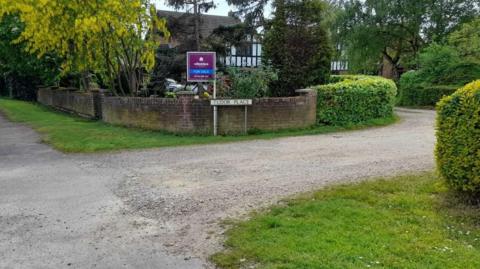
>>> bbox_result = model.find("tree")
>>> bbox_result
[333,0,479,79]
[0,0,169,95]
[448,18,480,63]
[227,0,271,27]
[0,15,60,100]
[263,0,332,96]
[166,0,215,50]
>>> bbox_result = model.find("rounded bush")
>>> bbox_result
[436,80,480,193]
[315,75,397,125]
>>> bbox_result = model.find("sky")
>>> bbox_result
[154,0,236,16]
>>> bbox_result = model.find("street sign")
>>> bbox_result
[187,52,216,82]
[210,99,253,106]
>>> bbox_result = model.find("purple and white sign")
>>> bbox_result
[187,52,216,82]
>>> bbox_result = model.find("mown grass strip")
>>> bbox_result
[212,173,480,269]
[0,98,397,153]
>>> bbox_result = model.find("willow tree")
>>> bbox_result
[333,0,479,79]
[0,0,170,95]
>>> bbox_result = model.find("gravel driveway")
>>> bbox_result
[0,108,436,268]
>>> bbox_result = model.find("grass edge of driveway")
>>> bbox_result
[0,98,398,153]
[211,172,480,269]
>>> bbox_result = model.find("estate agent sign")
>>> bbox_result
[187,52,216,82]
[187,51,252,136]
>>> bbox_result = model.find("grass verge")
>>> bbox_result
[212,173,480,269]
[0,98,397,153]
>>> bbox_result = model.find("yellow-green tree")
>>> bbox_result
[0,0,170,95]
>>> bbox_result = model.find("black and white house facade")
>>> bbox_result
[158,10,348,72]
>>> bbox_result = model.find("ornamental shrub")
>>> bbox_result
[315,75,397,125]
[223,67,278,98]
[436,80,480,193]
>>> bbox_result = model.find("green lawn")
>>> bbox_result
[212,173,480,269]
[0,98,397,153]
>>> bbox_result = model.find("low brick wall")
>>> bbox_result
[37,88,100,118]
[101,94,212,134]
[38,87,317,134]
[102,90,317,134]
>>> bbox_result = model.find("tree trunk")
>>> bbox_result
[381,53,400,80]
[193,0,200,51]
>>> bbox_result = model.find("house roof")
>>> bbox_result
[157,10,241,40]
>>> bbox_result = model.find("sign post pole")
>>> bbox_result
[244,106,248,134]
[213,78,218,136]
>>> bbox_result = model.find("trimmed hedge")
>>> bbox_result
[398,84,459,107]
[315,75,397,125]
[436,80,480,193]
[398,61,480,107]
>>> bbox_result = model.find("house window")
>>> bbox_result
[236,42,253,57]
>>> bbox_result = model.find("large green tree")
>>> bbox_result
[448,17,480,63]
[263,0,332,96]
[0,15,59,100]
[0,0,169,95]
[333,0,479,79]
[166,0,216,50]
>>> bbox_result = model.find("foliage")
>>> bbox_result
[397,43,480,106]
[166,0,215,50]
[398,83,458,107]
[0,98,396,153]
[0,0,169,95]
[315,75,397,125]
[165,92,177,99]
[335,0,479,78]
[207,23,254,68]
[223,67,278,98]
[416,44,461,84]
[448,18,480,63]
[151,46,183,90]
[436,80,480,193]
[0,15,60,100]
[263,0,332,97]
[227,0,270,26]
[212,172,480,269]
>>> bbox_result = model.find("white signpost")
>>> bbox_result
[210,99,253,135]
[210,99,253,106]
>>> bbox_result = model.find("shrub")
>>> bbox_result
[397,42,480,107]
[223,67,278,98]
[436,80,480,193]
[398,83,458,107]
[315,75,397,125]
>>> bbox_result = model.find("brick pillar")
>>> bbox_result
[295,88,317,126]
[176,91,195,132]
[91,89,105,120]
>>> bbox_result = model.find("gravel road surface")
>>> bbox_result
[0,108,436,268]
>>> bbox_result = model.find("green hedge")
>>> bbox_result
[436,80,480,193]
[398,84,459,107]
[398,61,480,107]
[315,75,397,125]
